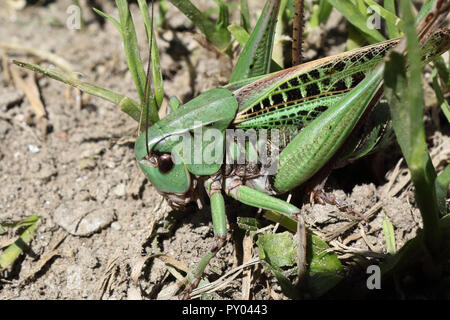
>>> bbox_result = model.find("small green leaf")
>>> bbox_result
[228,22,250,46]
[261,261,301,299]
[92,8,122,36]
[257,231,343,297]
[240,0,251,32]
[257,232,297,268]
[384,0,442,257]
[307,234,344,297]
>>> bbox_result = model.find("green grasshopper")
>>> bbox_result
[134,0,450,298]
[13,0,450,300]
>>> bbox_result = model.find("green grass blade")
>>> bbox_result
[240,0,252,32]
[0,216,40,271]
[157,0,169,28]
[94,6,144,100]
[216,0,231,44]
[383,0,401,38]
[434,55,450,86]
[13,60,141,122]
[380,215,450,281]
[327,0,386,44]
[228,22,282,73]
[437,164,450,193]
[432,66,450,123]
[364,0,403,34]
[137,0,164,110]
[115,0,146,101]
[272,0,287,69]
[168,0,231,51]
[93,7,122,35]
[382,214,397,254]
[95,1,159,124]
[230,0,281,82]
[436,164,450,216]
[384,0,442,257]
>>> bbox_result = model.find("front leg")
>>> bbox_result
[225,181,307,285]
[179,181,228,300]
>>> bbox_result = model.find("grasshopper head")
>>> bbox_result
[135,130,198,210]
[134,88,238,210]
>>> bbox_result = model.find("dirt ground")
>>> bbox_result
[0,0,449,300]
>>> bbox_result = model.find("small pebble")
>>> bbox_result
[111,222,122,231]
[28,144,40,153]
[113,184,126,197]
[77,158,96,170]
[54,201,115,236]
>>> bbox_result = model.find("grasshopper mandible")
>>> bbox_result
[134,0,450,298]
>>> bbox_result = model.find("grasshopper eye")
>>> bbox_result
[158,154,174,173]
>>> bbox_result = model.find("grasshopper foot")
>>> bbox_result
[310,187,368,223]
[178,279,200,300]
[177,236,226,300]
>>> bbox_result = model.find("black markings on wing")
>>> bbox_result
[235,39,399,130]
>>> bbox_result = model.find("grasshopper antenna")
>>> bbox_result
[137,0,155,158]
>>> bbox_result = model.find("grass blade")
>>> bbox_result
[383,0,401,38]
[13,60,142,122]
[230,0,281,82]
[0,216,40,271]
[95,0,159,125]
[327,0,386,44]
[432,66,450,123]
[138,0,164,110]
[240,0,251,32]
[433,55,450,86]
[384,0,442,257]
[436,164,450,217]
[382,214,397,254]
[168,0,231,51]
